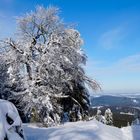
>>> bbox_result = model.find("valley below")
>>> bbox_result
[90,94,140,127]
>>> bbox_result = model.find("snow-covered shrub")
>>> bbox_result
[104,108,113,125]
[95,109,106,124]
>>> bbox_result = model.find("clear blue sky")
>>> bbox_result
[0,0,140,93]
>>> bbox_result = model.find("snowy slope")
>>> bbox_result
[23,120,140,140]
[122,126,140,140]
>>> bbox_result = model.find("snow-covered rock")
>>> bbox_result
[24,120,140,140]
[0,99,26,140]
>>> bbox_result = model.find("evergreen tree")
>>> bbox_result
[104,108,113,125]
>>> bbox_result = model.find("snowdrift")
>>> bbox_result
[0,99,25,140]
[24,120,140,140]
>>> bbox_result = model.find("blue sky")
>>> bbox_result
[0,0,140,93]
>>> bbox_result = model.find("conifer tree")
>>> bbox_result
[104,108,113,125]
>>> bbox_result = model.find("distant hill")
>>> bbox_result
[90,95,140,107]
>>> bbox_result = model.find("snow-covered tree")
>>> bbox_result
[0,50,21,100]
[0,6,100,126]
[127,122,130,126]
[132,117,140,125]
[104,108,113,125]
[0,55,9,99]
[95,108,106,124]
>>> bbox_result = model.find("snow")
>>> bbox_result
[23,120,140,140]
[0,99,139,140]
[132,99,139,103]
[122,126,140,140]
[120,112,134,115]
[0,99,25,140]
[7,131,24,140]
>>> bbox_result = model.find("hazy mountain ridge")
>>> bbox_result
[91,94,140,107]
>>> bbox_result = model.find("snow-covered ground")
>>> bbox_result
[24,120,140,140]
